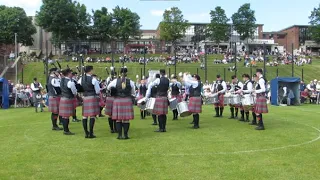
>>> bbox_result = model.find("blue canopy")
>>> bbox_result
[270,77,300,106]
[0,78,9,109]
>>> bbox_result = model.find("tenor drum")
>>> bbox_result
[169,98,178,110]
[145,98,155,113]
[137,97,147,110]
[242,94,253,106]
[230,94,241,105]
[177,101,192,117]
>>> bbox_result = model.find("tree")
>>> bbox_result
[231,3,257,43]
[0,6,36,45]
[191,25,206,49]
[92,7,114,53]
[112,6,141,53]
[207,6,230,52]
[73,2,91,41]
[309,3,320,44]
[159,7,189,54]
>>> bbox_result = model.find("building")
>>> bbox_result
[262,25,319,54]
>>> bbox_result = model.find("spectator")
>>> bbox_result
[9,51,15,61]
[300,81,306,92]
[301,89,309,103]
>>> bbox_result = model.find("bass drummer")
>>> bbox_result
[236,74,253,122]
[229,75,243,120]
[169,75,182,120]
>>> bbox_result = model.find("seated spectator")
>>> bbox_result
[301,89,309,104]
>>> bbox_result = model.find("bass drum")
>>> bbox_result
[177,101,192,117]
[208,93,219,104]
[145,98,155,113]
[169,98,178,110]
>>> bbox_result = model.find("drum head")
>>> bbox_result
[180,111,192,117]
[36,94,42,99]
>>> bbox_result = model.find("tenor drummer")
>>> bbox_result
[107,66,135,140]
[105,68,117,133]
[170,76,182,120]
[146,69,170,132]
[253,69,268,130]
[137,79,147,120]
[237,74,253,122]
[229,75,243,120]
[183,73,203,129]
[78,66,100,138]
[47,68,63,131]
[211,75,227,117]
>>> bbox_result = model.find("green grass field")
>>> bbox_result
[1,105,320,179]
[18,54,320,85]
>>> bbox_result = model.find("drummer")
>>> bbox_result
[229,75,243,120]
[137,79,147,119]
[170,76,182,120]
[150,74,160,125]
[146,69,170,132]
[236,74,253,122]
[183,73,203,129]
[211,75,227,117]
[105,69,117,133]
[253,69,268,130]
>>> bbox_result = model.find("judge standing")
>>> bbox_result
[146,69,170,132]
[107,66,135,139]
[59,69,77,135]
[78,66,100,138]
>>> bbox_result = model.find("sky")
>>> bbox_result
[0,0,318,32]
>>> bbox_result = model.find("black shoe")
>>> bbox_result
[255,126,265,130]
[193,126,199,129]
[214,115,220,117]
[152,123,158,125]
[154,129,163,132]
[190,121,194,124]
[117,136,123,140]
[64,131,75,135]
[124,136,130,140]
[72,119,81,122]
[249,122,258,125]
[89,134,96,138]
[162,129,167,132]
[228,116,235,119]
[244,119,250,122]
[111,130,116,133]
[239,118,245,122]
[52,126,63,131]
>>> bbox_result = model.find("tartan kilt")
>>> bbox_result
[105,96,115,116]
[82,96,100,117]
[153,96,168,115]
[48,96,60,114]
[254,95,268,114]
[188,97,202,113]
[59,97,75,117]
[99,93,106,107]
[214,94,225,107]
[112,97,134,120]
[243,105,253,112]
[73,97,78,109]
[137,95,145,108]
[171,95,182,103]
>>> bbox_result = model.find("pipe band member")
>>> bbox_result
[146,69,170,132]
[211,74,227,117]
[183,73,203,129]
[150,74,160,125]
[229,75,244,120]
[137,79,147,119]
[47,68,63,131]
[78,66,100,138]
[71,72,81,122]
[107,66,135,140]
[170,76,182,120]
[31,77,43,113]
[105,68,117,133]
[253,69,268,130]
[238,74,254,122]
[59,69,77,135]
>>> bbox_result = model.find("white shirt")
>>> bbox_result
[78,74,100,94]
[65,77,77,95]
[51,76,60,87]
[211,80,227,94]
[255,75,266,94]
[31,82,43,91]
[107,78,135,96]
[230,81,244,92]
[146,77,169,98]
[183,74,199,88]
[242,80,253,94]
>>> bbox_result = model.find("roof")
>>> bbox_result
[278,25,310,32]
[263,31,287,35]
[141,30,157,33]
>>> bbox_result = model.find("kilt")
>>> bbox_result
[254,94,268,114]
[73,97,78,109]
[59,97,75,117]
[214,94,224,107]
[112,97,134,120]
[171,95,182,103]
[188,97,202,113]
[243,105,253,112]
[32,92,42,103]
[105,96,115,116]
[99,93,106,107]
[153,96,168,115]
[48,96,60,114]
[82,96,100,117]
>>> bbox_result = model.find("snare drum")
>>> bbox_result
[224,93,231,105]
[208,93,219,104]
[145,98,155,113]
[242,94,253,106]
[230,94,241,105]
[177,101,192,117]
[169,98,178,110]
[137,97,147,110]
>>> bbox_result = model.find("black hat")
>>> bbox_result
[231,75,237,80]
[62,69,72,76]
[120,66,128,74]
[155,74,160,78]
[172,75,177,79]
[256,68,263,74]
[72,72,77,75]
[84,66,93,73]
[49,68,58,73]
[193,74,200,81]
[160,69,165,75]
[33,78,37,81]
[216,74,221,78]
[242,74,250,78]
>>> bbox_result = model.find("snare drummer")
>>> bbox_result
[105,69,117,133]
[253,69,268,130]
[137,79,147,119]
[71,72,81,122]
[31,77,44,113]
[150,74,160,125]
[146,69,170,132]
[211,75,227,117]
[183,73,203,129]
[229,75,243,120]
[170,76,182,120]
[237,74,253,122]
